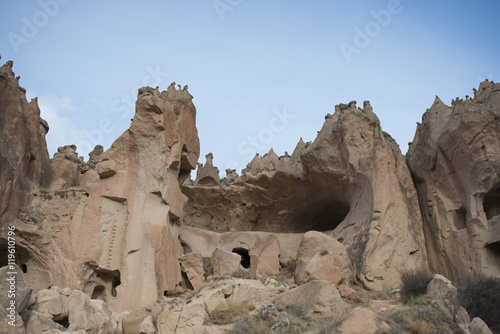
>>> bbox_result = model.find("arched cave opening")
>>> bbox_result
[483,186,500,221]
[91,285,106,301]
[86,266,121,301]
[484,241,500,274]
[232,248,250,269]
[20,264,27,273]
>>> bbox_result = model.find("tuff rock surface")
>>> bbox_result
[1,61,498,333]
[183,100,428,291]
[407,80,500,280]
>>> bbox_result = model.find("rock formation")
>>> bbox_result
[0,61,51,227]
[1,60,498,333]
[183,100,428,291]
[407,80,500,280]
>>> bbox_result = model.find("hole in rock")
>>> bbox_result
[91,285,106,301]
[232,248,250,269]
[451,206,467,230]
[27,154,36,181]
[483,186,500,221]
[85,266,121,301]
[55,316,70,329]
[20,264,27,273]
[484,241,500,274]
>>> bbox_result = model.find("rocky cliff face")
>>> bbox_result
[407,80,500,280]
[0,62,200,313]
[1,60,498,333]
[183,101,428,291]
[0,61,51,227]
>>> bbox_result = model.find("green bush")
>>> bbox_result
[399,269,432,302]
[457,274,500,333]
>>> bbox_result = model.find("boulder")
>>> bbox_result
[470,317,493,334]
[0,265,32,313]
[250,234,281,278]
[338,283,358,302]
[338,307,385,334]
[294,231,351,286]
[31,288,68,321]
[122,301,162,334]
[139,315,156,334]
[25,311,66,334]
[179,252,205,290]
[211,248,241,277]
[175,302,206,334]
[274,280,348,322]
[426,274,460,317]
[157,298,184,334]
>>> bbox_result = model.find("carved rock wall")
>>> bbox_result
[407,80,500,280]
[183,101,428,291]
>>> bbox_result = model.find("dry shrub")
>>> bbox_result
[399,269,432,302]
[457,274,500,333]
[228,315,273,334]
[208,304,251,325]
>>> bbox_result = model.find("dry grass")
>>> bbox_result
[399,269,432,303]
[164,286,185,297]
[208,304,253,325]
[379,303,461,334]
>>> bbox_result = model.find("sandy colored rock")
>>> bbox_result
[175,302,206,334]
[426,274,459,318]
[0,61,51,225]
[211,248,241,277]
[31,289,68,321]
[179,252,205,290]
[407,81,500,280]
[96,159,117,178]
[274,280,347,322]
[338,307,380,334]
[470,317,493,334]
[183,101,428,291]
[0,265,32,313]
[157,298,184,334]
[139,315,156,334]
[250,234,281,278]
[194,153,220,187]
[338,283,358,302]
[295,231,351,286]
[25,311,66,334]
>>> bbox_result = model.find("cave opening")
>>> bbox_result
[55,316,70,329]
[451,206,467,230]
[86,265,121,301]
[483,186,500,221]
[91,285,106,301]
[232,248,250,269]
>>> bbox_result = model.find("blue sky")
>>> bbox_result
[1,0,499,175]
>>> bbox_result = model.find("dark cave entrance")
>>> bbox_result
[483,186,500,221]
[55,316,70,329]
[232,248,250,269]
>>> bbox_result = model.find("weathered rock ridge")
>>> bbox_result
[407,80,500,280]
[1,60,499,333]
[183,100,428,290]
